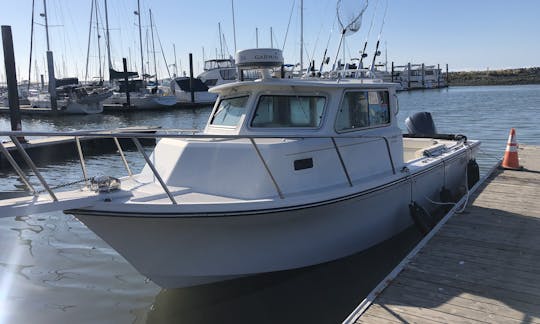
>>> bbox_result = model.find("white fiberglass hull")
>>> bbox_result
[105,93,176,109]
[29,97,103,114]
[174,91,217,105]
[70,145,474,288]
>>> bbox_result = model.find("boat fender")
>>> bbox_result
[409,202,435,235]
[439,187,454,212]
[467,159,480,189]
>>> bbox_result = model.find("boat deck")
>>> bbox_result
[348,144,540,323]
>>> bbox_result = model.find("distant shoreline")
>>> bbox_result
[447,67,540,86]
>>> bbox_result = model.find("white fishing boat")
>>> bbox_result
[0,49,480,288]
[197,58,237,88]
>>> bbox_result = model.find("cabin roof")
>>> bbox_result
[209,77,398,94]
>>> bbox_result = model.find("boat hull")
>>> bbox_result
[71,147,471,288]
[104,93,176,109]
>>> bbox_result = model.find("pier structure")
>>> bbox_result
[345,144,540,323]
[390,62,449,90]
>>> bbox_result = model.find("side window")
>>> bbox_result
[336,91,390,132]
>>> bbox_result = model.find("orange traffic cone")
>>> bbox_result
[501,128,521,170]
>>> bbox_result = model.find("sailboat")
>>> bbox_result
[27,0,112,114]
[102,0,176,109]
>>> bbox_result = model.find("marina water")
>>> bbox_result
[0,85,539,323]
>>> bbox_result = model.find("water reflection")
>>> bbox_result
[147,227,421,324]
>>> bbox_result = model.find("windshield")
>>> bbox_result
[210,96,249,127]
[251,95,326,128]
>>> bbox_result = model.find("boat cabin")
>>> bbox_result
[144,50,407,201]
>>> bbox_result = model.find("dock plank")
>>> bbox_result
[352,144,540,323]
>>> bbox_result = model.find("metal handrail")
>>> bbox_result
[113,137,132,176]
[0,129,398,205]
[75,137,89,185]
[9,136,58,201]
[132,138,177,204]
[0,142,37,195]
[249,138,284,199]
[331,137,354,186]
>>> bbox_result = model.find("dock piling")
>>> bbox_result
[122,58,131,108]
[46,51,58,111]
[1,25,24,142]
[189,53,195,103]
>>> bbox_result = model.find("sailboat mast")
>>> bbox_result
[28,0,36,89]
[137,0,144,78]
[218,22,223,59]
[96,0,103,80]
[42,0,57,111]
[149,9,158,84]
[104,0,112,74]
[231,0,237,54]
[85,0,94,82]
[300,0,304,74]
[42,0,50,50]
[173,43,178,77]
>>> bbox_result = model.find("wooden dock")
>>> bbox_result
[346,144,540,323]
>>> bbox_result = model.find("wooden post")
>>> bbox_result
[446,63,449,85]
[189,53,194,103]
[407,62,411,89]
[437,63,440,88]
[122,58,131,108]
[1,25,24,141]
[421,63,425,87]
[46,51,57,111]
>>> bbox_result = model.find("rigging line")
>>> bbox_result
[282,0,296,51]
[154,16,172,79]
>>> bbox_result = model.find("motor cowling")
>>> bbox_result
[405,112,437,136]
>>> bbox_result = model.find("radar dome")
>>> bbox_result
[236,48,284,70]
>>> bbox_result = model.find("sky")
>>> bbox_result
[0,0,539,83]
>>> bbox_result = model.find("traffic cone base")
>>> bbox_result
[501,128,521,170]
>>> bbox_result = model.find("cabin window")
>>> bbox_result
[210,95,249,127]
[220,69,237,80]
[336,91,390,131]
[251,95,325,128]
[204,79,218,87]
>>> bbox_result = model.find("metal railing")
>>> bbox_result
[0,129,397,205]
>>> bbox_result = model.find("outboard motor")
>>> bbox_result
[405,112,437,136]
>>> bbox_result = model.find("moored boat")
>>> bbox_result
[58,48,480,287]
[27,81,112,114]
[0,48,480,288]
